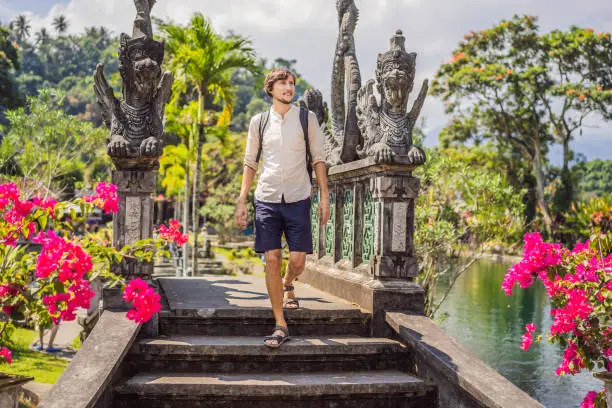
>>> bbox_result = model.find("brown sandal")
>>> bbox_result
[283,285,300,310]
[264,325,290,348]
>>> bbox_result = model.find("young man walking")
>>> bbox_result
[235,68,330,348]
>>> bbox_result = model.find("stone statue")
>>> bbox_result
[94,0,173,171]
[298,89,339,167]
[356,30,428,164]
[330,0,362,165]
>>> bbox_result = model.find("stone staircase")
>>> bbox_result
[111,276,437,407]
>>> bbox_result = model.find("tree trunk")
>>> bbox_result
[191,90,206,276]
[532,142,553,237]
[182,157,190,277]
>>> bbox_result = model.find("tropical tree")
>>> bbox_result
[34,28,51,46]
[0,89,106,197]
[0,26,21,115]
[415,147,525,317]
[159,13,259,274]
[52,15,69,35]
[11,15,31,43]
[431,15,612,236]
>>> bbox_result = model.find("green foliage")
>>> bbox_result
[415,147,525,316]
[0,89,107,196]
[0,26,22,116]
[431,15,612,234]
[199,133,254,244]
[572,159,612,196]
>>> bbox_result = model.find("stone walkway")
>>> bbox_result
[158,275,358,311]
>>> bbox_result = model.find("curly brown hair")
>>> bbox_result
[264,68,297,97]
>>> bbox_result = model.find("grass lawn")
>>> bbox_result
[214,247,264,269]
[1,327,68,384]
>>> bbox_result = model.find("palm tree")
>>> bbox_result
[35,28,51,46]
[12,15,31,43]
[52,15,69,35]
[160,13,260,275]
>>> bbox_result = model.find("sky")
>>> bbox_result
[1,0,611,163]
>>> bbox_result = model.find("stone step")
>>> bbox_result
[114,370,437,408]
[128,335,411,373]
[160,308,369,336]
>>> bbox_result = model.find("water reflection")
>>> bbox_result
[435,259,600,408]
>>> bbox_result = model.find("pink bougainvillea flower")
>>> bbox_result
[580,390,599,408]
[526,323,536,333]
[158,220,189,246]
[520,331,533,351]
[0,347,12,365]
[83,182,119,214]
[556,342,585,376]
[123,278,161,324]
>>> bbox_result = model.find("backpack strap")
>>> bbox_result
[299,107,314,185]
[255,110,270,164]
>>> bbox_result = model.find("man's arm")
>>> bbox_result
[313,162,330,225]
[235,166,256,230]
[235,116,260,230]
[307,112,331,225]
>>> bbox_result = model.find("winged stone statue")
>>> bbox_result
[94,0,173,171]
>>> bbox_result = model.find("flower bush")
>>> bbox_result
[503,232,612,407]
[0,182,188,366]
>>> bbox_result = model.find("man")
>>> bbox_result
[235,68,330,348]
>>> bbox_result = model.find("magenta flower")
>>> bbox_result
[158,220,189,246]
[123,278,161,324]
[0,347,12,365]
[83,182,119,214]
[520,331,533,351]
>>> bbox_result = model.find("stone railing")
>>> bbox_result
[311,157,420,278]
[302,157,425,335]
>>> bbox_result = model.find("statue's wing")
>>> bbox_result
[93,63,118,129]
[407,78,429,124]
[356,79,378,135]
[154,70,174,120]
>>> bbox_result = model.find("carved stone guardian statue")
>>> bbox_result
[94,1,173,287]
[94,0,173,171]
[356,30,428,164]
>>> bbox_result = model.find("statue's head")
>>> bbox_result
[119,34,164,100]
[375,30,416,112]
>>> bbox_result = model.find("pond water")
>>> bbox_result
[435,259,601,408]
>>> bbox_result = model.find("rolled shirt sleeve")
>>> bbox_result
[243,114,261,171]
[307,111,326,165]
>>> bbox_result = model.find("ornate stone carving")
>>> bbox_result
[325,192,336,257]
[331,0,362,164]
[311,191,319,254]
[356,30,428,165]
[94,0,173,171]
[362,188,375,264]
[341,189,354,260]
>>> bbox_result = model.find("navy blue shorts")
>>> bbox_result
[254,197,313,254]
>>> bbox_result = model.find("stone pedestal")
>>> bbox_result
[303,157,424,336]
[104,170,157,315]
[111,170,157,278]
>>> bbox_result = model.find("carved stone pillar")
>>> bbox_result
[302,157,424,336]
[111,170,157,278]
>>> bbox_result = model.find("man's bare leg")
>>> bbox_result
[264,249,287,345]
[283,252,306,307]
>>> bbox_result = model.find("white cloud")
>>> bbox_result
[5,0,612,158]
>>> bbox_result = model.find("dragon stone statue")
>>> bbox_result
[331,0,362,164]
[329,0,428,165]
[94,0,173,171]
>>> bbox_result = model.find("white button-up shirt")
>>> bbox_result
[244,105,325,203]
